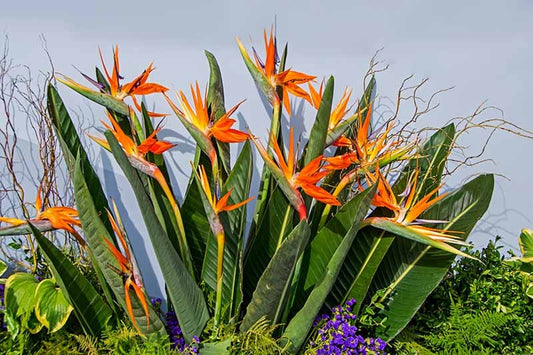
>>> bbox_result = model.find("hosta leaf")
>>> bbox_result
[34,279,73,333]
[5,273,38,318]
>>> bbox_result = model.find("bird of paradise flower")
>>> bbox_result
[88,109,193,273]
[236,28,316,116]
[362,167,474,258]
[57,45,168,117]
[250,126,340,221]
[194,164,253,331]
[0,185,84,247]
[103,204,150,334]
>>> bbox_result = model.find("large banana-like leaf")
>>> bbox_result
[282,186,375,353]
[372,174,494,341]
[295,186,377,308]
[201,141,253,319]
[106,131,209,342]
[302,76,333,165]
[182,149,213,279]
[241,220,310,332]
[243,186,294,303]
[140,104,183,257]
[394,123,455,196]
[30,224,112,336]
[47,84,114,237]
[73,156,165,336]
[325,124,456,311]
[205,50,231,177]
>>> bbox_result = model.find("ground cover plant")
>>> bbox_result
[0,27,522,353]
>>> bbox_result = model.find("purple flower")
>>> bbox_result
[308,299,387,354]
[164,310,199,353]
[0,284,5,331]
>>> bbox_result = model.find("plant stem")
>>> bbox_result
[153,168,195,277]
[214,231,225,333]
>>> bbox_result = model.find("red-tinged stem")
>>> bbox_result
[297,199,307,221]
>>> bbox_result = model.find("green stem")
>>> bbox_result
[153,168,195,277]
[276,205,293,251]
[214,231,225,333]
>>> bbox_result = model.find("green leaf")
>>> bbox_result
[47,84,114,239]
[30,223,112,336]
[72,156,164,336]
[303,76,333,165]
[34,279,73,333]
[201,141,253,319]
[205,50,231,176]
[182,149,213,279]
[282,186,375,353]
[324,124,457,313]
[367,218,474,258]
[0,259,6,277]
[394,123,455,197]
[519,228,533,259]
[373,174,494,341]
[297,187,376,305]
[241,220,310,332]
[5,273,38,318]
[56,76,129,115]
[199,339,232,355]
[106,131,209,342]
[326,76,375,146]
[243,187,294,304]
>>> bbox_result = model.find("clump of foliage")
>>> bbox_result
[0,26,500,354]
[395,236,533,353]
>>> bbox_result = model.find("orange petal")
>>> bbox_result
[0,217,26,226]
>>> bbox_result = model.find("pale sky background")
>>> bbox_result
[1,1,532,297]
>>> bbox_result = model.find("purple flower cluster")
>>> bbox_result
[309,299,386,354]
[0,283,5,331]
[151,298,199,354]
